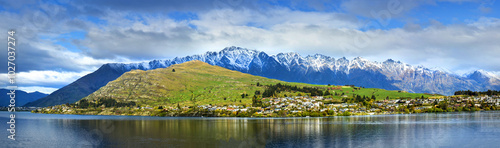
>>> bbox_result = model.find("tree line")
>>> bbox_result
[76,97,137,108]
[454,90,500,96]
[261,83,325,97]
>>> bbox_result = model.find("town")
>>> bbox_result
[36,94,500,117]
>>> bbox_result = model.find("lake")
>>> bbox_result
[1,111,500,147]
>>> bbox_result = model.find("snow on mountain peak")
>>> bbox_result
[353,56,366,61]
[470,69,500,80]
[428,67,452,74]
[112,47,451,79]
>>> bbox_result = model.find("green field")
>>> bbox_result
[81,60,439,107]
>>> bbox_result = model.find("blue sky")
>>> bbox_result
[0,0,499,93]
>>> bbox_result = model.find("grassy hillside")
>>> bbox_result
[81,60,438,107]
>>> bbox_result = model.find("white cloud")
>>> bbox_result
[0,70,92,88]
[17,86,58,94]
[78,8,362,59]
[75,7,500,74]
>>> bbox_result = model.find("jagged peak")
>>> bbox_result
[338,57,347,60]
[428,67,451,73]
[384,58,406,65]
[220,46,258,53]
[353,56,365,61]
[221,46,242,51]
[384,59,395,63]
[468,69,499,79]
[276,52,301,57]
[468,70,485,76]
[336,57,349,63]
[313,53,326,57]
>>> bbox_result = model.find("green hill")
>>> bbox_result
[80,60,437,107]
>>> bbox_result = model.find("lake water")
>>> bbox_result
[1,111,500,147]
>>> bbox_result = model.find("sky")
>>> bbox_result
[0,0,499,94]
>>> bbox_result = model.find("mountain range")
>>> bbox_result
[0,89,47,107]
[25,46,500,107]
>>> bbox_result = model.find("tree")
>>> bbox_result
[256,82,260,86]
[354,95,361,102]
[77,99,90,108]
[324,90,331,96]
[252,95,262,107]
[371,95,376,101]
[241,93,246,98]
[172,69,175,72]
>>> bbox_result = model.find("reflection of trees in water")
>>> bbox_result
[82,117,389,147]
[80,113,500,147]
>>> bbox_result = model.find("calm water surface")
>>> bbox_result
[1,111,500,147]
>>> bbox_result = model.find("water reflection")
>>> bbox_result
[1,112,500,147]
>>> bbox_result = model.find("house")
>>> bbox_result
[328,104,342,107]
[263,110,273,114]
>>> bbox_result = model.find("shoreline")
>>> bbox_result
[32,94,500,118]
[33,107,496,118]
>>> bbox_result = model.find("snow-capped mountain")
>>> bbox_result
[27,46,500,107]
[467,70,500,86]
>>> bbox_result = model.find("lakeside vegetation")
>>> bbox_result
[36,92,499,117]
[454,90,500,96]
[37,83,498,117]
